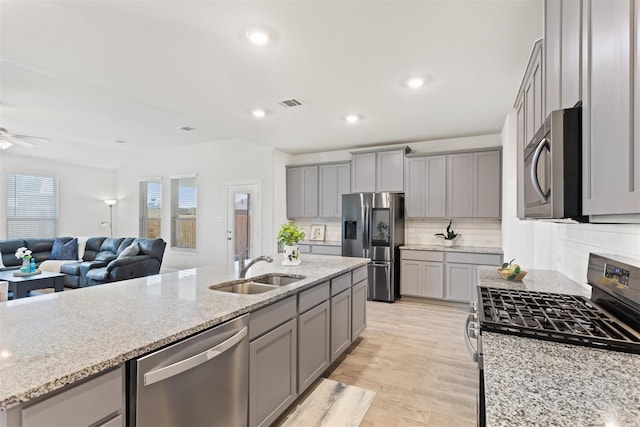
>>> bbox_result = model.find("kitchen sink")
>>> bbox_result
[212,282,279,295]
[248,274,305,286]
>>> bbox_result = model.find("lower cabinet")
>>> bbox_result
[351,280,367,340]
[6,367,124,427]
[330,289,352,363]
[298,300,331,393]
[249,318,298,427]
[445,262,475,302]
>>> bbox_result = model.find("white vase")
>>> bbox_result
[282,245,301,265]
[20,258,30,273]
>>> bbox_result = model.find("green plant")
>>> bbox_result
[434,220,460,240]
[277,221,306,247]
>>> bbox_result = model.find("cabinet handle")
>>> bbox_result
[530,137,550,203]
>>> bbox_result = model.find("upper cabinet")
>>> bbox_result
[581,0,640,215]
[286,166,318,219]
[318,162,351,218]
[545,0,583,113]
[405,149,501,219]
[351,147,409,193]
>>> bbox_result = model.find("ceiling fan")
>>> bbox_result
[0,127,51,150]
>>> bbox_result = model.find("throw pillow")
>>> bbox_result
[118,242,140,259]
[50,238,79,260]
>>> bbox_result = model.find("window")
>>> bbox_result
[6,173,58,238]
[139,179,162,238]
[171,175,196,249]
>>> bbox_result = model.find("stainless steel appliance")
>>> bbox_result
[342,193,405,302]
[129,314,249,427]
[523,105,587,222]
[465,254,640,426]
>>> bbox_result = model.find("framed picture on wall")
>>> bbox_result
[310,224,325,242]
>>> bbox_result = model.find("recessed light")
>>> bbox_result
[246,30,270,46]
[406,77,424,89]
[345,114,361,124]
[251,109,266,118]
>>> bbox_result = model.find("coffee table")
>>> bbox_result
[0,270,65,299]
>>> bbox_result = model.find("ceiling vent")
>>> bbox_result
[279,99,303,108]
[179,126,195,131]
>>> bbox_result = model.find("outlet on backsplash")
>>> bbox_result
[406,219,502,247]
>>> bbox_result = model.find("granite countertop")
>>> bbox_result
[0,254,369,409]
[478,267,640,426]
[400,244,503,255]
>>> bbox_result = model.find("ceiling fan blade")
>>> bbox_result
[4,135,35,148]
[11,133,50,143]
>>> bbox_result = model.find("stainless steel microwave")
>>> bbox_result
[523,106,587,222]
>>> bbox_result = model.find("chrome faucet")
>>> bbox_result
[240,255,273,278]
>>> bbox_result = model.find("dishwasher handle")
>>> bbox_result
[143,326,248,386]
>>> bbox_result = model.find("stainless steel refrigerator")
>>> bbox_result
[341,193,405,302]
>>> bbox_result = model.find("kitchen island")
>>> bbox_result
[478,267,640,426]
[0,254,369,417]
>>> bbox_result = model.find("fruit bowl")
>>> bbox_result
[497,268,527,281]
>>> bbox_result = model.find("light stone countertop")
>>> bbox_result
[400,245,503,255]
[0,254,369,409]
[478,266,640,426]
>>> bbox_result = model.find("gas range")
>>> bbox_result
[476,253,640,354]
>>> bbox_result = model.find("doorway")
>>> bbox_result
[227,183,261,265]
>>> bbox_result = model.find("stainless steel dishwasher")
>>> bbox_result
[129,314,249,427]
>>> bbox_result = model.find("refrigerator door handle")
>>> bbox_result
[362,202,370,257]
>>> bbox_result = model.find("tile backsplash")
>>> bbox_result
[293,218,502,248]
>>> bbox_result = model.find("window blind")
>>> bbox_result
[6,173,58,238]
[139,179,162,238]
[170,176,196,249]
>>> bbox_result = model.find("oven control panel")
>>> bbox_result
[605,263,630,286]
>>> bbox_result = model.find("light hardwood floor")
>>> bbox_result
[324,299,478,427]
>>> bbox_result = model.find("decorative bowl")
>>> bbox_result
[497,268,527,281]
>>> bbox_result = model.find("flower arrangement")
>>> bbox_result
[15,246,32,261]
[277,221,306,247]
[434,220,461,240]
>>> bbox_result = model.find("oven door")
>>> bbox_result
[524,130,551,218]
[464,303,485,427]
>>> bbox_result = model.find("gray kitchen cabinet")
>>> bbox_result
[319,162,351,218]
[516,39,544,147]
[516,96,526,219]
[582,0,640,215]
[400,251,444,299]
[351,147,409,193]
[445,262,475,303]
[298,300,330,394]
[286,165,318,219]
[545,0,562,114]
[7,367,124,427]
[351,279,367,340]
[351,152,376,193]
[330,288,352,363]
[404,155,446,218]
[447,150,501,219]
[249,318,298,427]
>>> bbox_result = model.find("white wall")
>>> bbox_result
[500,113,640,284]
[116,139,280,272]
[0,152,117,238]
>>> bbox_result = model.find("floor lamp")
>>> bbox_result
[101,199,117,237]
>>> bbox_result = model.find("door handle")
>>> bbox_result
[143,327,247,386]
[464,313,479,363]
[530,137,550,203]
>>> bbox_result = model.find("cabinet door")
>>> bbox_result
[447,153,474,217]
[287,166,318,218]
[404,156,427,218]
[351,280,367,340]
[376,149,405,192]
[249,318,298,427]
[525,48,544,143]
[319,164,338,218]
[330,289,352,362]
[474,151,501,218]
[545,0,562,114]
[445,263,475,303]
[562,0,582,108]
[583,0,640,214]
[298,301,330,394]
[351,153,376,193]
[516,97,526,219]
[400,259,422,297]
[422,261,444,299]
[425,155,447,217]
[336,163,351,217]
[302,166,318,217]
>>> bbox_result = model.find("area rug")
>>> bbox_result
[276,378,376,427]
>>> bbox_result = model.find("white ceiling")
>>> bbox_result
[0,0,543,169]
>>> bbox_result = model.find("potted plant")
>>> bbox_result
[277,221,305,265]
[434,220,461,247]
